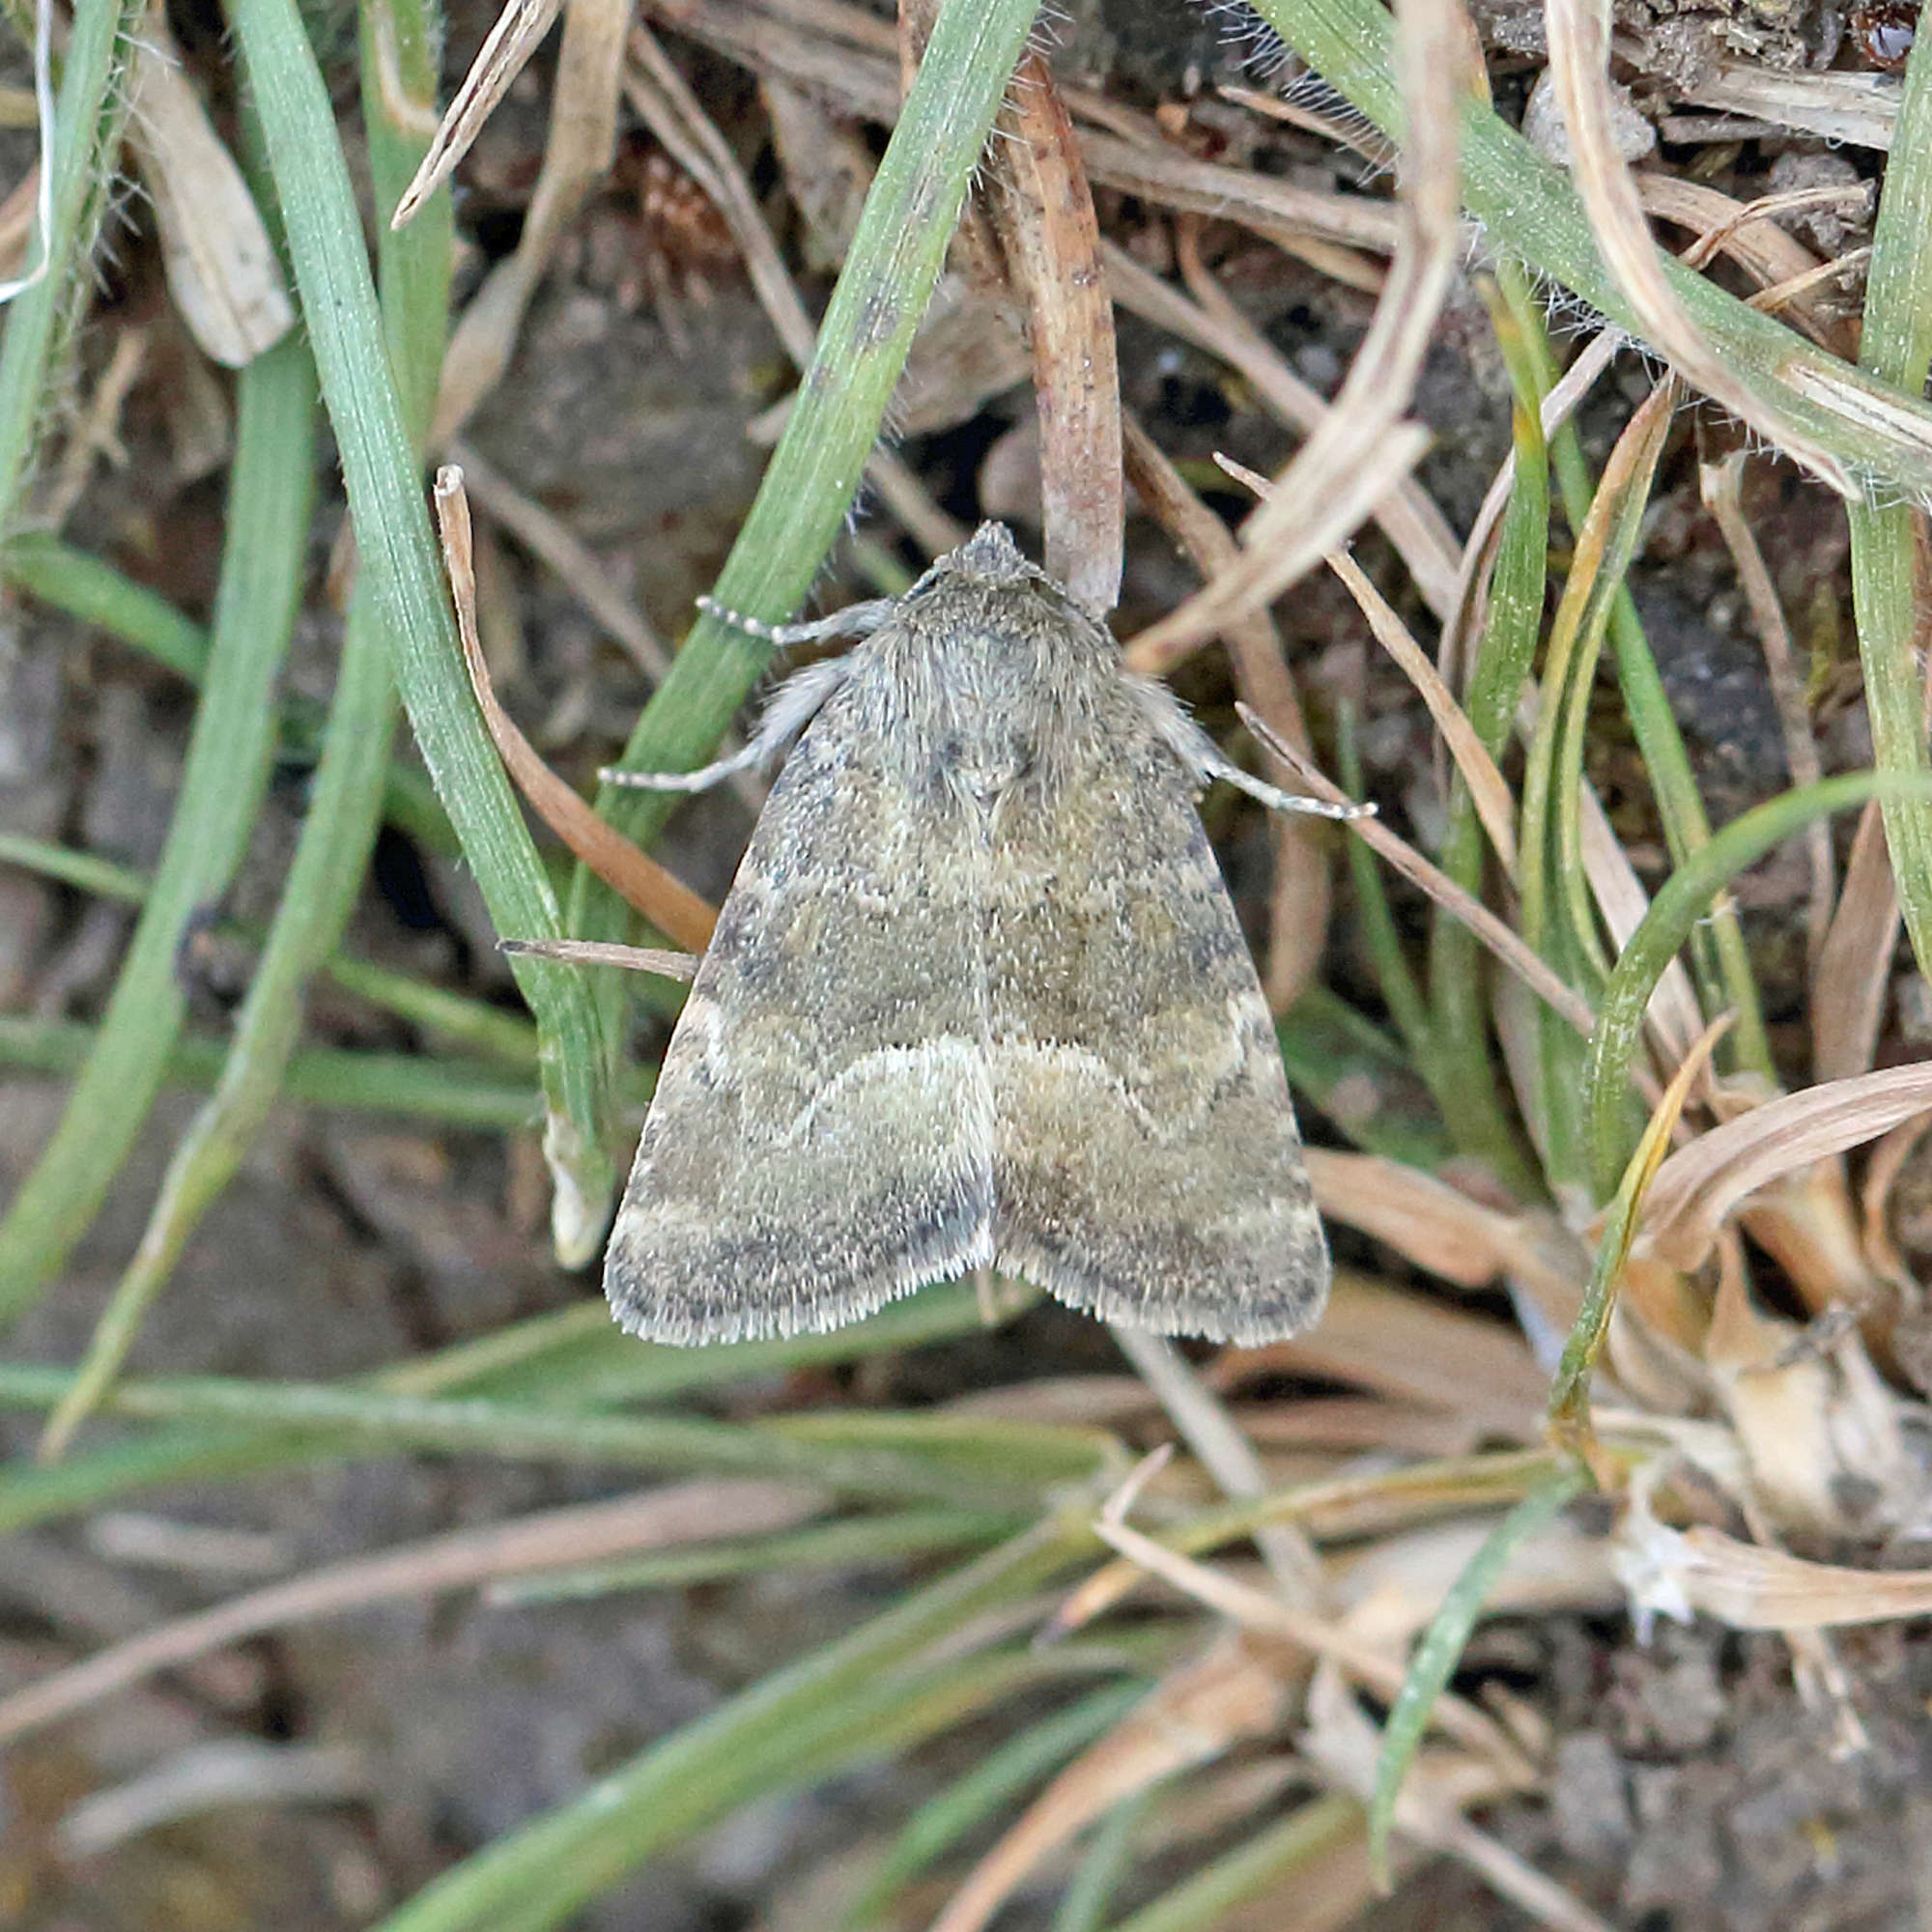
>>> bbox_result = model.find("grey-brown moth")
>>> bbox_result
[603,522,1362,1347]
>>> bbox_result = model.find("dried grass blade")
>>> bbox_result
[431,0,626,442]
[1623,1518,1932,1630]
[1542,0,1851,491]
[1160,223,1461,620]
[434,469,719,952]
[1815,801,1903,1083]
[1120,0,1466,660]
[926,1636,1287,1932]
[126,6,294,366]
[1326,548,1517,873]
[1304,1151,1578,1318]
[1122,416,1330,1008]
[450,438,672,682]
[1861,1109,1932,1289]
[984,49,1121,608]
[394,0,560,225]
[1089,1516,1517,1764]
[1232,1272,1548,1435]
[1639,1063,1932,1272]
[1243,709,1602,1042]
[0,1480,820,1746]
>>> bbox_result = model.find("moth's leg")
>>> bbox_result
[696,595,899,647]
[602,657,854,794]
[1124,674,1376,823]
[1187,739,1376,822]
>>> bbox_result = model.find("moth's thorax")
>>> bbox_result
[875,573,1120,812]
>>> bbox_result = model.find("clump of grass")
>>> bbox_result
[5,0,1932,1926]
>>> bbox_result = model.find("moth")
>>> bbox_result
[603,523,1361,1347]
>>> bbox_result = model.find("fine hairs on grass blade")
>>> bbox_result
[31,0,459,1459]
[568,0,1044,1063]
[0,0,146,528]
[0,336,317,1325]
[228,0,621,1263]
[1848,24,1932,980]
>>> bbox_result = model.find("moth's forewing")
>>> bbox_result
[984,641,1328,1345]
[603,671,995,1345]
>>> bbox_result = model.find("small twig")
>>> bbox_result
[983,46,1122,609]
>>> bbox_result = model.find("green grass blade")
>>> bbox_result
[1584,770,1932,1191]
[1366,1465,1586,1878]
[568,0,1042,1046]
[226,0,618,1259]
[1428,284,1549,1200]
[1849,29,1932,978]
[2,533,456,851]
[368,1525,1087,1932]
[0,836,538,1062]
[1500,263,1769,1080]
[846,1682,1150,1928]
[0,336,318,1320]
[0,1013,563,1125]
[3,534,211,678]
[1105,1795,1364,1932]
[493,1507,1021,1605]
[1053,1790,1151,1932]
[0,0,145,527]
[36,0,465,1454]
[0,1288,1017,1539]
[0,1365,1105,1509]
[1241,0,1932,494]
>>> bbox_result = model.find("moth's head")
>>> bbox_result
[929,522,1041,590]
